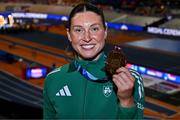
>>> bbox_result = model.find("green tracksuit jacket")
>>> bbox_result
[43,53,144,119]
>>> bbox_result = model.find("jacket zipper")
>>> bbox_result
[82,79,88,118]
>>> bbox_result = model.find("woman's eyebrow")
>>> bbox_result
[90,23,102,27]
[72,25,82,28]
[72,23,102,28]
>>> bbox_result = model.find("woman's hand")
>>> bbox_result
[112,67,135,107]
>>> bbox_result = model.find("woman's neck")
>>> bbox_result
[78,52,103,61]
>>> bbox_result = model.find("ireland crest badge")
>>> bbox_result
[103,85,112,97]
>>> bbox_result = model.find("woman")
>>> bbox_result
[43,2,144,119]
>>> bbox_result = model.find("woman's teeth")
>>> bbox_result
[81,44,95,49]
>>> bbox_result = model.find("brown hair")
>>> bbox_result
[67,2,106,30]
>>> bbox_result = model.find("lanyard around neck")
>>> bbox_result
[74,60,108,81]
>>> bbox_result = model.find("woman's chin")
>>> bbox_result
[80,52,101,61]
[80,52,96,58]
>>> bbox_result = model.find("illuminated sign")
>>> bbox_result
[121,24,128,30]
[11,12,47,19]
[47,14,68,21]
[25,67,48,79]
[0,15,5,27]
[147,27,180,37]
[8,15,14,26]
[107,22,144,31]
[0,14,14,27]
[127,63,180,84]
[2,12,144,32]
[61,16,68,21]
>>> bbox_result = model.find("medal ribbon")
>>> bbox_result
[74,60,108,81]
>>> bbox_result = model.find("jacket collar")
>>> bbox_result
[68,52,106,73]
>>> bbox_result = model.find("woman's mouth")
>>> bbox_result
[81,44,95,49]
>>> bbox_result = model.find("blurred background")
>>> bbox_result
[0,0,179,119]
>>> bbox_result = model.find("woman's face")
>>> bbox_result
[67,11,107,60]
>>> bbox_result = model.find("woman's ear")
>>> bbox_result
[66,28,72,42]
[104,22,108,38]
[104,27,108,39]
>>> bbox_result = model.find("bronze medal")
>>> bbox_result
[105,46,127,76]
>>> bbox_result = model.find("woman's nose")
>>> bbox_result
[83,31,91,42]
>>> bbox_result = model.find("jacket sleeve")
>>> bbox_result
[43,76,56,119]
[118,69,145,119]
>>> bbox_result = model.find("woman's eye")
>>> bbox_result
[92,27,99,31]
[91,26,100,32]
[74,28,83,33]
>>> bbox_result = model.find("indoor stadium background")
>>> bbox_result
[0,0,179,119]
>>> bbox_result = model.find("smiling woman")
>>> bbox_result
[66,2,107,60]
[67,11,106,60]
[43,2,144,119]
